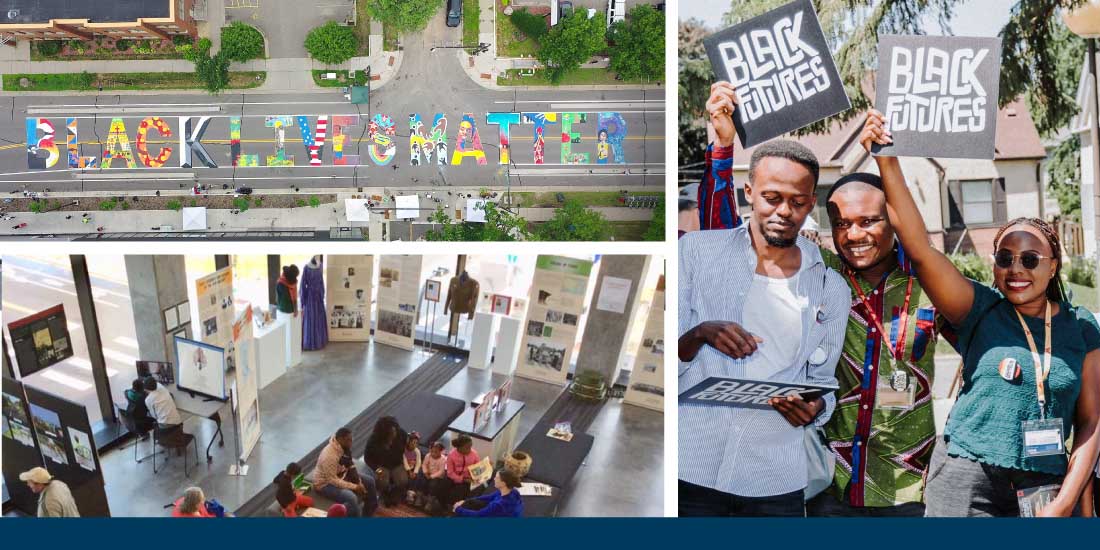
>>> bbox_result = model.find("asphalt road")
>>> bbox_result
[0,16,665,194]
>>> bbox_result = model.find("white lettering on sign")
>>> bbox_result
[716,10,830,123]
[884,46,989,133]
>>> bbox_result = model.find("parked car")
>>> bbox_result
[446,0,461,27]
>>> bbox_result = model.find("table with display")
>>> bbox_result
[119,382,228,464]
[447,399,525,467]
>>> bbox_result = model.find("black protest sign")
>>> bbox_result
[873,35,1002,159]
[703,0,850,148]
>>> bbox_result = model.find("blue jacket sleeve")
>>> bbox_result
[454,493,501,517]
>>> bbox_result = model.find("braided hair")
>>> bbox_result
[992,217,1066,303]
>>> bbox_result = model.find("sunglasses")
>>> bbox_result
[993,249,1052,270]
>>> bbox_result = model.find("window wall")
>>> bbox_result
[2,255,139,427]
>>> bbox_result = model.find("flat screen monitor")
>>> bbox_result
[135,360,174,386]
[7,305,73,378]
[173,336,227,400]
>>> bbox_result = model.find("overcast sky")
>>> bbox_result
[679,0,1013,38]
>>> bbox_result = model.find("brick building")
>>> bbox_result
[0,0,197,45]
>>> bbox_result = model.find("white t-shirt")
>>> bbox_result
[145,384,182,426]
[740,272,805,378]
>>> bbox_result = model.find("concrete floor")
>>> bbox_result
[96,343,663,517]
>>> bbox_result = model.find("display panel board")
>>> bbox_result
[7,304,73,378]
[326,255,374,342]
[194,266,235,351]
[624,277,665,411]
[174,336,227,400]
[2,376,44,517]
[375,256,423,351]
[515,256,593,386]
[232,306,261,461]
[23,385,110,516]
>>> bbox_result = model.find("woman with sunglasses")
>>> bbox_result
[859,110,1100,517]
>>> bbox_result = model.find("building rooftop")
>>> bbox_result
[1,0,169,25]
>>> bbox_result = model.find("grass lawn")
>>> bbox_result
[353,1,371,56]
[311,69,369,87]
[497,67,649,86]
[3,71,266,92]
[383,22,398,51]
[610,221,651,241]
[463,0,480,53]
[513,191,663,208]
[497,7,542,57]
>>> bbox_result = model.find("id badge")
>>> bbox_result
[1022,418,1065,457]
[876,368,915,410]
[1016,484,1060,517]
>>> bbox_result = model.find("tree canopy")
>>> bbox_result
[304,21,359,65]
[220,22,265,62]
[608,4,665,81]
[538,12,607,84]
[365,0,444,33]
[534,200,613,241]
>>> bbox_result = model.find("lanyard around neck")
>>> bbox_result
[848,270,913,362]
[1013,301,1052,418]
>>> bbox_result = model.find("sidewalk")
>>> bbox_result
[0,189,656,237]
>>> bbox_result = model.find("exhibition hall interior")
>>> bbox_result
[1,254,665,517]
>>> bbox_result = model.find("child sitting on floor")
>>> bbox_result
[445,435,481,509]
[419,440,448,511]
[274,462,314,517]
[403,432,423,505]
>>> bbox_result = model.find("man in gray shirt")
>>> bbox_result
[678,83,848,516]
[20,467,80,517]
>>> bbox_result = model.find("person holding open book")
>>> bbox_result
[677,83,847,517]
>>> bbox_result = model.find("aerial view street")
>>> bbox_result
[0,0,666,240]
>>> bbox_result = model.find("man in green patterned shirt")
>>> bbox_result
[809,172,940,517]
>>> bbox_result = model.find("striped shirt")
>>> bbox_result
[678,226,848,497]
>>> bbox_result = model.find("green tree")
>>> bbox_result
[642,200,665,241]
[510,8,548,41]
[535,200,612,241]
[607,4,664,81]
[678,19,713,168]
[537,12,606,84]
[426,203,532,241]
[365,0,443,33]
[220,22,265,62]
[195,52,230,93]
[1047,133,1082,220]
[304,21,360,65]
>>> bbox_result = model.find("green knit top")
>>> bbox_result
[944,280,1100,474]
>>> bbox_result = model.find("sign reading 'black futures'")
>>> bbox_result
[873,35,1002,159]
[703,0,851,148]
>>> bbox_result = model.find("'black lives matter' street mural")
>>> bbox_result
[703,0,850,148]
[873,35,1002,159]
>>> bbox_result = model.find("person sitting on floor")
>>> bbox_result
[403,432,423,505]
[312,427,377,517]
[124,378,156,435]
[364,416,409,507]
[274,462,314,517]
[453,470,524,517]
[172,487,215,518]
[445,435,481,508]
[421,441,449,512]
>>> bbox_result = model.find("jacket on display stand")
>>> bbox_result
[444,272,480,320]
[300,256,328,350]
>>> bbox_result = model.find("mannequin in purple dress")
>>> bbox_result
[300,255,329,350]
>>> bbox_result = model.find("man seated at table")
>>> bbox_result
[143,376,186,443]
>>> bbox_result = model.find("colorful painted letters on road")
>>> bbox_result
[23,111,631,169]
